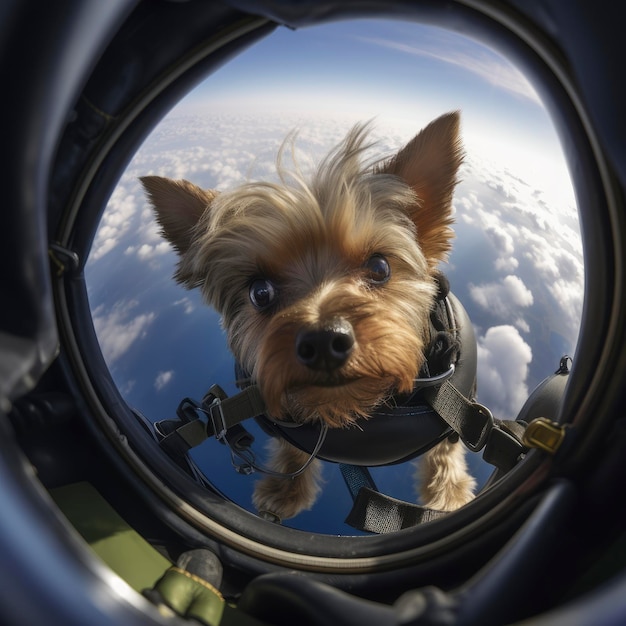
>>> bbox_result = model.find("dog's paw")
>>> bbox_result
[253,470,322,521]
[252,439,323,521]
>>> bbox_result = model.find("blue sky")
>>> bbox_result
[87,18,582,535]
[188,21,542,117]
[182,19,568,192]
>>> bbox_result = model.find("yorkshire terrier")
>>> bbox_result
[141,111,476,522]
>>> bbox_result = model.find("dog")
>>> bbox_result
[140,111,476,522]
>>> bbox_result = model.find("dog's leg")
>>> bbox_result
[417,438,476,511]
[252,438,323,521]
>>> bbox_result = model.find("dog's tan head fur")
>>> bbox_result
[141,112,463,427]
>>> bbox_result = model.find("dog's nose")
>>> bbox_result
[296,319,355,371]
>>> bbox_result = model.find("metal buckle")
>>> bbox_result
[208,397,228,441]
[465,402,495,452]
[522,417,567,454]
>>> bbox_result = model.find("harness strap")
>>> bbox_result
[344,487,448,533]
[341,418,528,535]
[203,385,265,438]
[421,380,527,468]
[156,385,264,458]
[342,382,528,534]
[421,381,494,452]
[339,463,378,499]
[339,465,448,532]
[157,374,527,472]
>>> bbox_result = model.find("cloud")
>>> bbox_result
[92,300,156,365]
[174,297,195,314]
[494,256,519,272]
[155,370,174,390]
[514,318,530,334]
[485,223,514,256]
[135,241,171,261]
[469,275,534,319]
[454,153,582,343]
[476,325,532,419]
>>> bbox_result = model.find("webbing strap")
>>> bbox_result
[158,419,208,460]
[422,380,527,466]
[173,419,207,447]
[421,381,494,451]
[344,487,448,533]
[340,464,377,500]
[205,385,266,437]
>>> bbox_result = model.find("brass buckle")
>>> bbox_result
[522,418,567,454]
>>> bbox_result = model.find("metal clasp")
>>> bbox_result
[465,402,495,452]
[207,396,228,441]
[522,417,567,454]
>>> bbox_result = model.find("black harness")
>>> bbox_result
[248,273,479,467]
[153,275,543,531]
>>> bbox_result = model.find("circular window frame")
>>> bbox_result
[47,0,623,591]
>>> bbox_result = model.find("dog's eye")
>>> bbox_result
[249,279,277,309]
[364,254,391,284]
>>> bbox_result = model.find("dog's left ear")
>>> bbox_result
[380,111,463,267]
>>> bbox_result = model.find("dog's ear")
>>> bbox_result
[380,111,463,267]
[139,176,217,254]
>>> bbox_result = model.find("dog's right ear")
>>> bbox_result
[379,111,463,268]
[139,176,217,254]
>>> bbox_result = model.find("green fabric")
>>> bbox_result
[151,567,269,626]
[50,482,268,625]
[153,567,225,625]
[50,482,171,593]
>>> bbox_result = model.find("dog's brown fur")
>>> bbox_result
[141,112,476,521]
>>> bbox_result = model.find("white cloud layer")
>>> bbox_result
[457,148,583,342]
[91,185,139,261]
[87,111,583,425]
